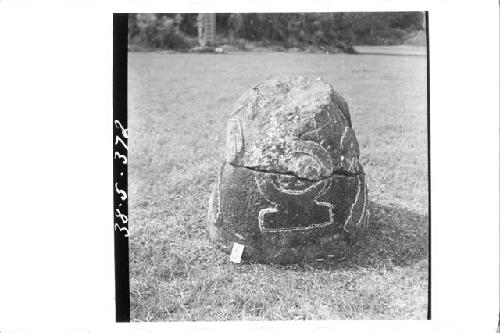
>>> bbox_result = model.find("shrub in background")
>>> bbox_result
[128,12,425,51]
[128,14,195,50]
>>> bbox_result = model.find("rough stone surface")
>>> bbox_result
[208,75,369,264]
[227,75,362,180]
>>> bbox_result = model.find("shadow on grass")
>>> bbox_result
[129,201,428,321]
[283,201,429,271]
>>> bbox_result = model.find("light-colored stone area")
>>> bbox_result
[226,75,362,180]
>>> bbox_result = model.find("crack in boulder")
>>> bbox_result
[230,163,364,182]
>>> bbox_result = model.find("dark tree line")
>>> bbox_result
[128,12,425,51]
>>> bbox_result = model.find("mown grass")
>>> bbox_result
[128,46,428,321]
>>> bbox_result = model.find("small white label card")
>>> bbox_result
[229,242,245,264]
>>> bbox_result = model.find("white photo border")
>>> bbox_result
[0,0,498,332]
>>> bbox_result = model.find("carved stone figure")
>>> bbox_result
[207,76,369,264]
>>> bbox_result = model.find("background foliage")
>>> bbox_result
[128,12,425,52]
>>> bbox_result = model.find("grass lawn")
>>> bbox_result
[128,46,429,321]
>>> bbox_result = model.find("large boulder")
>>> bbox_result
[208,76,369,264]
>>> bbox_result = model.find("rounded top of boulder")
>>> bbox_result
[225,75,362,180]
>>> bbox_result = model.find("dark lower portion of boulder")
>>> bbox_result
[207,162,369,264]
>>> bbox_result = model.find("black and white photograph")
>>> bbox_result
[126,12,429,321]
[0,2,498,332]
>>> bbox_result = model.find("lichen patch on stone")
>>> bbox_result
[226,75,363,180]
